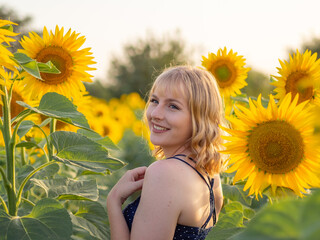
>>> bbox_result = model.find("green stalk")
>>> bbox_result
[20,147,27,165]
[48,118,57,161]
[33,125,50,162]
[0,195,8,213]
[0,167,9,214]
[21,197,35,207]
[16,161,56,209]
[1,85,16,216]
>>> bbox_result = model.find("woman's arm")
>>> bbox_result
[107,166,147,240]
[130,160,183,240]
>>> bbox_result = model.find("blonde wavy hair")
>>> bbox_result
[145,65,226,176]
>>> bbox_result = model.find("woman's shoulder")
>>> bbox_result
[145,159,185,183]
[143,158,202,193]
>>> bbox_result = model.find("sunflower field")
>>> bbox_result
[0,20,319,240]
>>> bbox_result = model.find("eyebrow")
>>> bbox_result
[151,94,184,106]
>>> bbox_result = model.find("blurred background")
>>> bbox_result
[3,0,320,101]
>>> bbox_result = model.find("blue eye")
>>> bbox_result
[169,104,179,110]
[150,98,158,104]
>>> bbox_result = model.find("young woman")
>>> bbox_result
[107,65,225,240]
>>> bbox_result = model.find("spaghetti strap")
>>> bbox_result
[167,154,216,228]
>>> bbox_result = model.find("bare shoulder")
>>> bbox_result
[143,159,186,189]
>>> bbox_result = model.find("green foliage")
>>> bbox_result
[17,92,90,129]
[51,131,124,173]
[0,198,72,240]
[31,178,98,201]
[230,190,320,240]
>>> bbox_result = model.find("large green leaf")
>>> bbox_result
[31,178,98,201]
[207,210,244,240]
[230,190,320,240]
[0,198,72,240]
[51,131,125,173]
[77,129,119,151]
[16,92,90,129]
[223,184,253,206]
[71,201,110,240]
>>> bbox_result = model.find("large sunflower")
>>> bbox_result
[19,26,96,100]
[0,19,19,72]
[271,49,320,104]
[222,93,320,198]
[201,47,250,97]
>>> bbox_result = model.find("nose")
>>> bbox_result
[150,104,164,120]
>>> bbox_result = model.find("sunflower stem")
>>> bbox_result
[20,147,26,165]
[16,161,56,209]
[33,125,50,162]
[0,194,8,214]
[48,118,56,161]
[0,84,17,216]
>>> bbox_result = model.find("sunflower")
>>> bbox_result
[222,93,320,198]
[0,71,34,118]
[0,19,19,72]
[271,49,320,104]
[19,26,96,100]
[201,47,250,97]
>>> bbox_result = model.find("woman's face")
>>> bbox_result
[146,86,193,157]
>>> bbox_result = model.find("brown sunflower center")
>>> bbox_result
[248,120,304,174]
[285,71,313,103]
[0,90,25,118]
[210,61,236,88]
[36,46,73,85]
[103,125,110,136]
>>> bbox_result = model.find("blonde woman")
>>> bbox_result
[107,66,225,240]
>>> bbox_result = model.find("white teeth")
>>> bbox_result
[154,125,167,131]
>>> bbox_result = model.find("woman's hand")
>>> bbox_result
[107,166,147,205]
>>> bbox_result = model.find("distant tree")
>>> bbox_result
[100,30,194,99]
[301,37,320,57]
[241,69,274,99]
[0,5,39,53]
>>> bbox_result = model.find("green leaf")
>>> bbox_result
[223,201,243,213]
[207,210,244,240]
[230,190,320,240]
[35,162,60,179]
[16,140,41,149]
[16,92,90,130]
[38,61,61,74]
[77,129,119,151]
[31,178,98,201]
[12,52,34,64]
[71,201,110,240]
[0,198,72,240]
[17,120,34,138]
[51,131,125,173]
[223,184,253,206]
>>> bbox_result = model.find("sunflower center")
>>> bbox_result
[103,126,110,136]
[36,46,73,85]
[248,120,304,174]
[285,71,313,103]
[211,61,236,88]
[0,90,25,118]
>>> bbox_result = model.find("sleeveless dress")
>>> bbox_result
[123,154,216,240]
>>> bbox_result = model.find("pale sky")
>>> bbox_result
[3,0,320,83]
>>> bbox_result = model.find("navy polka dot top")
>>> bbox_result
[123,154,216,240]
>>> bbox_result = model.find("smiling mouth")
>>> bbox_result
[153,124,169,132]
